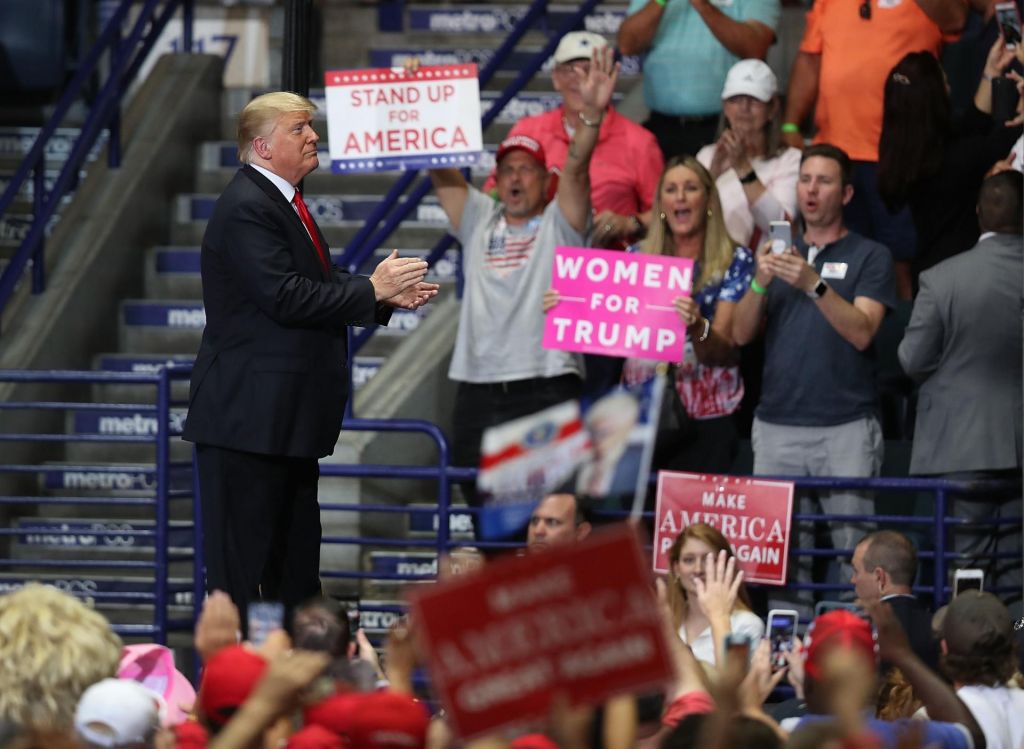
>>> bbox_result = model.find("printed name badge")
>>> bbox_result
[821,262,848,280]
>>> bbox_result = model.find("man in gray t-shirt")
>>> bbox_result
[429,47,619,509]
[733,143,896,596]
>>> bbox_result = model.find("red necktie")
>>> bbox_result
[292,189,330,274]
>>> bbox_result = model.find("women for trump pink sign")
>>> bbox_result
[543,247,694,363]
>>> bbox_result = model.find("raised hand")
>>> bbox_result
[194,590,241,663]
[693,550,744,623]
[578,45,620,118]
[370,249,429,301]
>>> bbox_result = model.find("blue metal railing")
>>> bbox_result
[1,366,1020,641]
[0,0,195,332]
[0,367,195,641]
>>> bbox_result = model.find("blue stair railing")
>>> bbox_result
[0,0,195,334]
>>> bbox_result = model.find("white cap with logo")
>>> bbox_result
[721,59,778,103]
[553,31,609,64]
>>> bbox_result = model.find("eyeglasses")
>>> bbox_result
[859,0,871,19]
[553,60,591,77]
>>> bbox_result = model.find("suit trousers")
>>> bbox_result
[196,444,323,621]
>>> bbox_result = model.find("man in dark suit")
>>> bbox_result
[898,171,1023,592]
[851,530,940,672]
[182,92,438,618]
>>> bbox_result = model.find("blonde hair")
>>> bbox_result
[642,156,738,292]
[237,91,317,164]
[666,523,752,634]
[0,584,123,730]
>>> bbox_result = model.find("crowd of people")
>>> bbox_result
[39,0,1017,745]
[1,511,1022,749]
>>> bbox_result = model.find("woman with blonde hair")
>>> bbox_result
[666,523,764,666]
[622,155,754,473]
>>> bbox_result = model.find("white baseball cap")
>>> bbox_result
[75,678,163,747]
[553,31,609,64]
[721,59,778,102]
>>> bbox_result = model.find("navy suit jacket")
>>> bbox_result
[182,165,390,458]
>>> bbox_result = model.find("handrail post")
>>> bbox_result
[31,164,46,294]
[437,443,451,562]
[934,486,947,607]
[183,0,194,52]
[154,367,171,644]
[191,444,205,640]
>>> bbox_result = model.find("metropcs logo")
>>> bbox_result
[97,411,185,436]
[166,308,206,328]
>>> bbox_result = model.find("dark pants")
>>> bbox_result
[451,374,583,509]
[195,444,323,622]
[643,111,720,162]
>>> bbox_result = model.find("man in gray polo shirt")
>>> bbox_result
[733,143,896,588]
[428,47,618,510]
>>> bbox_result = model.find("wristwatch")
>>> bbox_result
[739,169,758,184]
[806,278,829,299]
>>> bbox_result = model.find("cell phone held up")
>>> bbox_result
[953,568,984,597]
[996,1,1022,49]
[767,608,799,670]
[248,601,285,647]
[769,220,791,255]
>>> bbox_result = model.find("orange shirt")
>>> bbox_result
[800,0,955,161]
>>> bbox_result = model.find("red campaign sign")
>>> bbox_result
[408,525,673,740]
[653,472,794,586]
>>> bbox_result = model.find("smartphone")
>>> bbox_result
[248,601,284,646]
[769,220,791,255]
[723,632,752,665]
[996,1,1022,48]
[767,609,799,670]
[953,568,984,596]
[992,76,1020,124]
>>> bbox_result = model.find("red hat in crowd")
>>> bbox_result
[803,610,878,680]
[173,719,210,749]
[510,734,559,749]
[304,690,430,749]
[495,135,547,169]
[287,725,345,749]
[198,645,268,726]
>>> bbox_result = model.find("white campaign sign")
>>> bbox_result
[325,65,483,173]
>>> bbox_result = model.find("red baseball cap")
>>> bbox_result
[304,690,430,749]
[495,135,546,169]
[198,645,268,726]
[510,734,559,749]
[803,610,878,680]
[173,720,209,749]
[287,725,345,749]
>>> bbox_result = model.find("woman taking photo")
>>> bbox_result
[697,59,801,250]
[666,523,764,666]
[877,40,1021,286]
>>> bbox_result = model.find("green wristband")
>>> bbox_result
[654,0,667,6]
[781,122,801,134]
[750,278,768,295]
